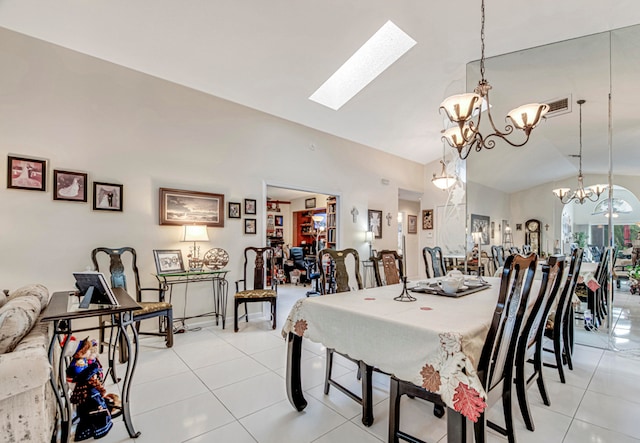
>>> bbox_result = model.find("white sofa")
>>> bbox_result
[0,285,56,443]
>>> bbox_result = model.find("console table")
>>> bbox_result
[41,288,142,442]
[154,269,229,330]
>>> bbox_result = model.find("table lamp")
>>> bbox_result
[365,231,374,259]
[182,225,209,271]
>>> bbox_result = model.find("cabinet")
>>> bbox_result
[326,196,336,249]
[294,211,316,247]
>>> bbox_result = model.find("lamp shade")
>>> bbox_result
[506,103,549,132]
[440,93,482,123]
[182,225,209,242]
[442,124,474,149]
[365,231,374,243]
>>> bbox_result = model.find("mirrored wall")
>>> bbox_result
[464,24,640,352]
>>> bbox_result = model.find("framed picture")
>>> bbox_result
[244,198,256,215]
[368,209,383,239]
[407,215,417,234]
[153,249,185,274]
[159,188,224,227]
[228,201,241,219]
[470,214,490,245]
[93,182,123,212]
[245,218,256,234]
[422,209,434,230]
[53,170,87,202]
[305,197,316,209]
[7,155,46,191]
[275,215,283,226]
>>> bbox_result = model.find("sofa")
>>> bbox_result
[0,284,56,443]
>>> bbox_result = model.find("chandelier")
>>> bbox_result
[431,142,456,190]
[439,0,549,160]
[552,100,606,204]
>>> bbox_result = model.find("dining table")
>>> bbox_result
[283,276,522,443]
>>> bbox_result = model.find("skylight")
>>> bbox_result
[309,20,416,111]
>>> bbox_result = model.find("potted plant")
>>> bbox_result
[627,265,640,294]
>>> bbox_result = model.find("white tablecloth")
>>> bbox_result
[282,277,508,421]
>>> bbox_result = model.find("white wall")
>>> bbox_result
[398,199,420,279]
[0,28,426,321]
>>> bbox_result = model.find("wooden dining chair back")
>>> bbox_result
[492,245,506,271]
[422,246,446,278]
[544,248,583,383]
[474,252,537,443]
[509,246,521,255]
[514,255,565,432]
[371,249,404,286]
[522,244,532,254]
[92,247,173,355]
[318,248,363,294]
[234,246,277,332]
[584,246,612,329]
[317,248,373,425]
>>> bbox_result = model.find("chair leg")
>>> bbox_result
[388,377,401,443]
[474,413,487,443]
[234,299,239,332]
[99,315,105,354]
[244,301,249,323]
[554,335,566,383]
[324,348,334,395]
[502,389,516,443]
[271,298,277,330]
[563,327,574,371]
[165,310,174,347]
[515,362,535,431]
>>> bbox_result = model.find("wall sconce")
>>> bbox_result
[182,225,209,271]
[365,231,374,258]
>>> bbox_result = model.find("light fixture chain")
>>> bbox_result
[480,0,486,81]
[578,100,583,174]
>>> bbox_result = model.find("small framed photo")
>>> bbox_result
[244,198,257,215]
[368,209,383,239]
[153,249,185,274]
[7,155,46,191]
[407,215,417,234]
[245,218,257,234]
[53,170,87,202]
[93,182,123,212]
[422,209,434,230]
[275,215,283,226]
[228,201,241,219]
[305,197,316,209]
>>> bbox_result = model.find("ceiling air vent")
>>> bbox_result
[543,95,572,118]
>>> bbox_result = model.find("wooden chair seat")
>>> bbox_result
[136,301,172,315]
[235,289,277,299]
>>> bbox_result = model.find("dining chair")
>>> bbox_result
[234,246,277,332]
[509,246,521,255]
[582,246,612,329]
[422,246,446,278]
[317,248,373,424]
[522,244,532,254]
[371,249,403,287]
[491,245,506,271]
[388,253,538,443]
[543,248,583,383]
[514,255,565,432]
[92,247,173,358]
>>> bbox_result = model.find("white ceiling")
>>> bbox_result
[1,0,640,173]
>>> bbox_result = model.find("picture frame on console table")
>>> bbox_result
[53,170,87,202]
[7,155,46,191]
[93,182,123,212]
[159,187,224,227]
[153,249,186,274]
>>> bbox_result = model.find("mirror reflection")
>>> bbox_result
[462,24,640,353]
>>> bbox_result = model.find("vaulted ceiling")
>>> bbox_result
[1,0,640,177]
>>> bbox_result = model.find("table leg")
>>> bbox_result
[119,312,141,438]
[447,407,473,443]
[286,332,307,411]
[359,361,374,426]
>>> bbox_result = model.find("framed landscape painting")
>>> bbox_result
[7,155,46,191]
[159,188,224,227]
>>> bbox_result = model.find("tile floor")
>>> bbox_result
[93,283,640,443]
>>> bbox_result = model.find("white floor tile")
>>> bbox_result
[195,355,270,390]
[564,419,640,443]
[275,354,353,391]
[130,370,208,415]
[214,371,288,419]
[184,421,258,443]
[240,396,347,443]
[220,330,286,354]
[575,390,640,439]
[174,336,245,369]
[312,421,383,443]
